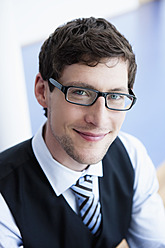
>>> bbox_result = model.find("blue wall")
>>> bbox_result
[22,0,165,167]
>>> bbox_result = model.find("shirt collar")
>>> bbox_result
[32,124,103,196]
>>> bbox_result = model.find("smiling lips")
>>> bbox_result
[75,130,109,142]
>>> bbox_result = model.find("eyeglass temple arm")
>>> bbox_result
[129,88,134,96]
[49,78,63,91]
[129,88,137,106]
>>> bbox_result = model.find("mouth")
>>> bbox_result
[74,129,109,142]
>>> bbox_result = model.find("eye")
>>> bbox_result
[72,89,88,96]
[67,87,97,104]
[69,87,92,98]
[109,93,121,100]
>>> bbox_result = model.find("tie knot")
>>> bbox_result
[71,175,93,199]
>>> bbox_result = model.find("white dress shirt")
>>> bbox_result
[0,125,165,248]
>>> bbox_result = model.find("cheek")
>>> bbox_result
[112,112,126,129]
[49,99,82,129]
[49,92,69,119]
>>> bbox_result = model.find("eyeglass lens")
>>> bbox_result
[67,87,133,110]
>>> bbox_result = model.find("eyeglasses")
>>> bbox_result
[49,78,137,111]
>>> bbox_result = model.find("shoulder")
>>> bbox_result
[118,131,146,151]
[118,131,150,169]
[118,132,158,194]
[0,139,33,180]
[0,139,33,162]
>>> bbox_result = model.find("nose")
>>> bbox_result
[84,96,109,127]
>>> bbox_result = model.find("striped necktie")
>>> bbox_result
[71,175,101,235]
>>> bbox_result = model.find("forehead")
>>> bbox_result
[59,59,128,91]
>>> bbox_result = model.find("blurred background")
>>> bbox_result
[0,0,165,168]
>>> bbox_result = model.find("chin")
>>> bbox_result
[72,147,109,165]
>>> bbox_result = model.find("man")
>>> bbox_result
[0,17,165,248]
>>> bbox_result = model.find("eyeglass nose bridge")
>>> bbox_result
[92,91,109,107]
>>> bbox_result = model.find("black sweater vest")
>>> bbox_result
[0,137,134,248]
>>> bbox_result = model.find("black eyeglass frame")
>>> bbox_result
[49,78,137,111]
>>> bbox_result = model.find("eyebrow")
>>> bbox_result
[63,81,128,93]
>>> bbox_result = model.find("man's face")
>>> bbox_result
[44,59,128,171]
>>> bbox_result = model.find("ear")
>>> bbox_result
[34,73,48,108]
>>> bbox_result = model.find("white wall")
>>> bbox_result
[14,0,139,45]
[0,0,32,151]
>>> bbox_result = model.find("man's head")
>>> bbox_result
[35,17,137,171]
